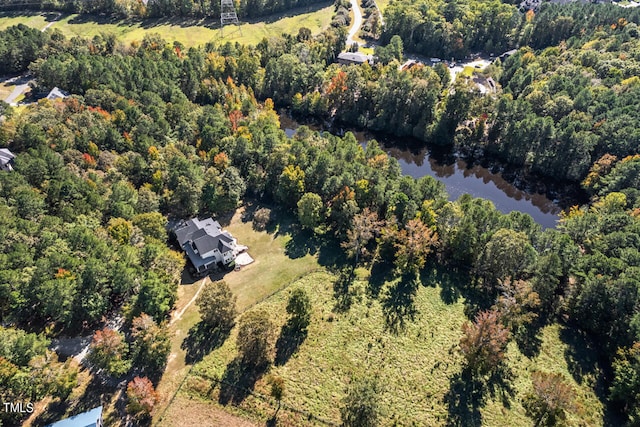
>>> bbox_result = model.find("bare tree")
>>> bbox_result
[343,208,384,264]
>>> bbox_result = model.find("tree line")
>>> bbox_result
[0,0,331,20]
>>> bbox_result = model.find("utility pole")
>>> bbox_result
[220,0,240,36]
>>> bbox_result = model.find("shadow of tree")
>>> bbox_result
[218,357,268,406]
[333,267,354,313]
[381,273,418,333]
[284,228,320,259]
[559,325,601,386]
[485,365,516,409]
[513,319,544,359]
[444,369,485,427]
[181,322,232,364]
[444,365,515,427]
[275,322,308,366]
[419,262,469,304]
[368,259,394,299]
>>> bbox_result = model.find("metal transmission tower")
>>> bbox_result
[220,0,240,35]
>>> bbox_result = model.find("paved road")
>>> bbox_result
[3,76,31,106]
[346,0,364,47]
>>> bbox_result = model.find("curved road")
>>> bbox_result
[346,0,363,47]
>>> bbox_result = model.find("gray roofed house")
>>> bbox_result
[174,217,237,275]
[0,148,16,171]
[46,87,69,101]
[337,52,373,66]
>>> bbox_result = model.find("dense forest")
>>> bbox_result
[1,1,640,425]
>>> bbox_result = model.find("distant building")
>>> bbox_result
[497,49,518,62]
[46,406,103,427]
[337,52,373,66]
[0,148,15,171]
[174,217,237,275]
[46,87,69,101]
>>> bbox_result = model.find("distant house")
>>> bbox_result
[337,52,373,66]
[0,148,15,171]
[46,87,69,101]
[46,406,103,427]
[497,49,518,62]
[174,217,237,275]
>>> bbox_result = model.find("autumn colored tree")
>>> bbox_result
[494,278,541,333]
[126,376,159,418]
[460,310,510,375]
[252,207,272,231]
[196,280,237,331]
[523,371,576,426]
[87,328,131,376]
[236,309,276,368]
[394,219,439,273]
[342,208,383,264]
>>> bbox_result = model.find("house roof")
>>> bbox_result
[193,233,219,255]
[174,217,236,269]
[46,87,69,101]
[337,52,372,64]
[174,218,223,247]
[219,239,234,253]
[0,148,15,165]
[46,406,102,427]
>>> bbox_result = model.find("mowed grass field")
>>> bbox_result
[0,11,50,31]
[0,5,333,48]
[171,269,604,426]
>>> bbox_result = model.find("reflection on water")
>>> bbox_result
[280,114,562,229]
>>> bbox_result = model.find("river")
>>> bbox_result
[279,114,563,229]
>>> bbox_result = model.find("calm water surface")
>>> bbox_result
[280,114,562,229]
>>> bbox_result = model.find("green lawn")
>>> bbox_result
[375,0,392,13]
[0,11,49,31]
[0,6,333,48]
[178,269,604,426]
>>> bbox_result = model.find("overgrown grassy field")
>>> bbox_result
[0,5,333,48]
[174,269,604,426]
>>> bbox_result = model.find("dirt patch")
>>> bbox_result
[157,395,259,427]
